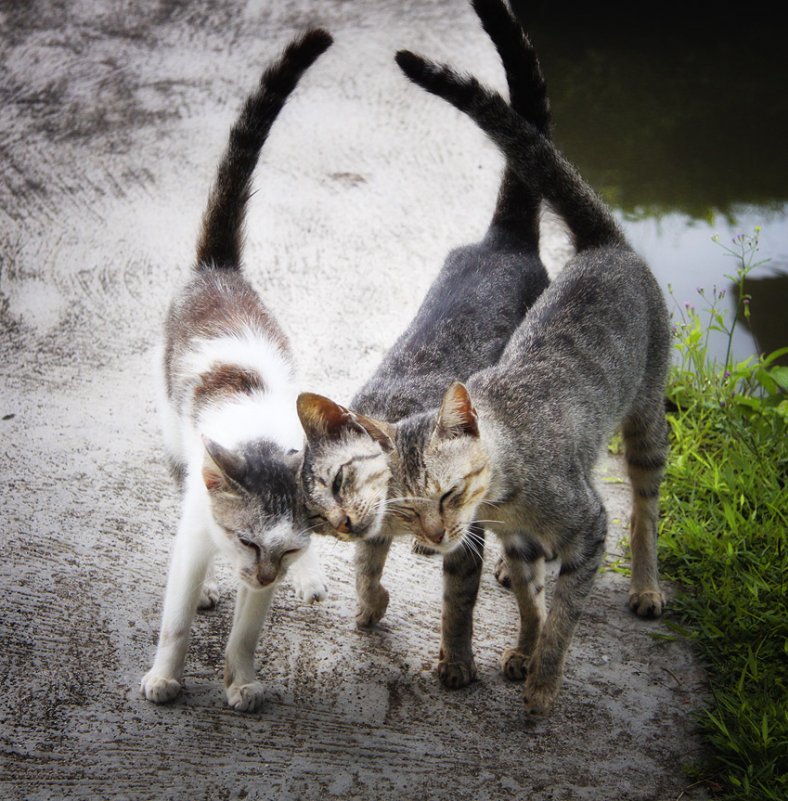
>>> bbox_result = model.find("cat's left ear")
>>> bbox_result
[202,437,247,493]
[434,381,480,439]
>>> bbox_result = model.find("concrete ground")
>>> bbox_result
[1,1,709,799]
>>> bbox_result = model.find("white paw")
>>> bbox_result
[226,681,265,712]
[140,671,181,704]
[292,571,328,604]
[198,580,220,610]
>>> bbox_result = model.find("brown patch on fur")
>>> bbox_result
[164,272,291,398]
[194,364,265,413]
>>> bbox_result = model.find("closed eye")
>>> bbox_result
[238,535,260,557]
[331,467,343,499]
[439,486,458,512]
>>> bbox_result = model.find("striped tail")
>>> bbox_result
[395,50,625,252]
[471,0,550,240]
[195,28,333,270]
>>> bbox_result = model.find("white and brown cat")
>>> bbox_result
[140,29,333,712]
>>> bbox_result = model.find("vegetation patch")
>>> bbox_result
[660,228,787,800]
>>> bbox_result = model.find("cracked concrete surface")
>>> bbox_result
[1,2,708,799]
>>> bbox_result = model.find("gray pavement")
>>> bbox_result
[1,2,708,799]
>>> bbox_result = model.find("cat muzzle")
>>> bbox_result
[421,528,445,545]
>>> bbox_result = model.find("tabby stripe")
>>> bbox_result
[364,470,388,484]
[505,540,543,563]
[627,454,666,470]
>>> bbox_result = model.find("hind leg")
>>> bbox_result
[198,558,220,610]
[622,407,668,618]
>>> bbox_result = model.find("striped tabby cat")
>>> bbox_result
[296,0,550,630]
[386,35,671,714]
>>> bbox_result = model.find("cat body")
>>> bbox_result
[141,29,333,712]
[296,0,550,629]
[390,43,671,713]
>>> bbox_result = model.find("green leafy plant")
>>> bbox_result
[659,227,787,800]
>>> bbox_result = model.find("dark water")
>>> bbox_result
[514,2,788,366]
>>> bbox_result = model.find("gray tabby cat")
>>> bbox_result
[296,0,550,630]
[141,29,333,711]
[386,40,671,714]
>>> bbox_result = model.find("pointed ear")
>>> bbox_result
[202,437,247,493]
[296,392,355,445]
[435,381,479,439]
[283,448,303,475]
[352,412,396,453]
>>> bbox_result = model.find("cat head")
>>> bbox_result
[390,382,491,554]
[296,392,394,541]
[202,437,309,589]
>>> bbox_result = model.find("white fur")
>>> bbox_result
[142,327,327,712]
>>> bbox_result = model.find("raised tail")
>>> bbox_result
[471,0,549,239]
[195,28,333,270]
[395,50,626,252]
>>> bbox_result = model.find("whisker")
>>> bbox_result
[385,495,432,505]
[296,521,326,537]
[459,533,483,564]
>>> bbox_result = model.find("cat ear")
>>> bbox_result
[283,448,303,475]
[202,437,247,493]
[435,381,480,439]
[297,392,355,445]
[352,413,396,453]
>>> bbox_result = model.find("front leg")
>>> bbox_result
[288,540,328,603]
[354,535,392,628]
[438,525,485,689]
[524,504,607,715]
[499,538,546,681]
[141,504,213,704]
[224,584,275,712]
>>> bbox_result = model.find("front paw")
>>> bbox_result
[226,681,265,712]
[140,671,181,704]
[293,573,328,604]
[628,588,664,618]
[523,674,560,715]
[501,647,529,681]
[198,581,220,610]
[355,585,389,629]
[493,556,511,588]
[437,656,478,689]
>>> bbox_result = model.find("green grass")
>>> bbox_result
[658,228,788,800]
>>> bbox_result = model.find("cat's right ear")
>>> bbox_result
[353,413,396,453]
[434,381,480,440]
[202,437,247,494]
[296,392,354,446]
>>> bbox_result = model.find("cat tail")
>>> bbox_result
[395,51,626,252]
[195,28,333,271]
[471,0,549,239]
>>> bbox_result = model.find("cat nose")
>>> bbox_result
[423,528,445,544]
[336,515,352,534]
[256,564,278,586]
